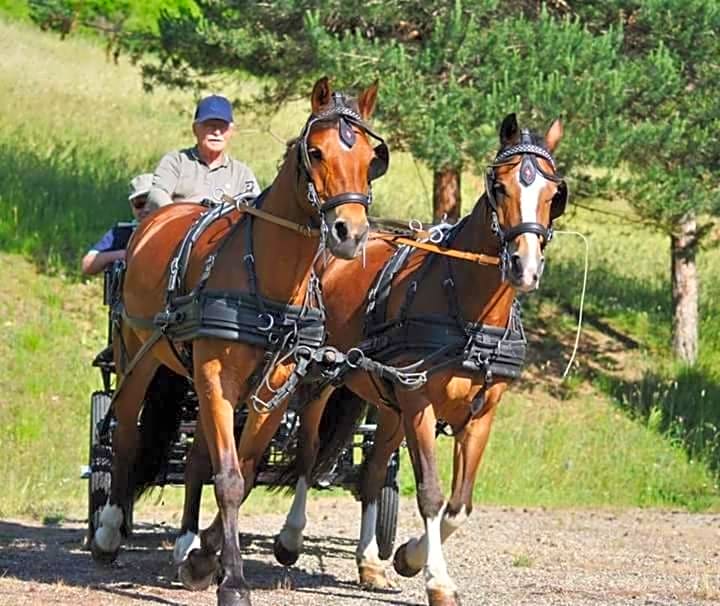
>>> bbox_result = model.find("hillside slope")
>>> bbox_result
[0,19,717,518]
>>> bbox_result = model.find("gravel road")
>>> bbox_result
[0,498,718,606]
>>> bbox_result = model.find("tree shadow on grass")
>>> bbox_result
[0,139,134,274]
[523,257,720,484]
[598,367,720,478]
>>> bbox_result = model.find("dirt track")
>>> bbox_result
[0,498,718,606]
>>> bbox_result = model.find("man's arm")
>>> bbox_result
[147,151,181,210]
[81,249,125,276]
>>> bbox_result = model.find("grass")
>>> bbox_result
[0,18,719,520]
[0,253,105,517]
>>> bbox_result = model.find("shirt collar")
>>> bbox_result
[191,146,230,169]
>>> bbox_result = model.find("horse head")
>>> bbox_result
[485,113,567,292]
[298,77,388,259]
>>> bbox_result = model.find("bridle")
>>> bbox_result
[484,128,569,277]
[297,92,389,215]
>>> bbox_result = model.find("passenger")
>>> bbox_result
[147,94,260,210]
[81,173,153,276]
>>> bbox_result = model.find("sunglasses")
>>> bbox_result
[131,195,148,209]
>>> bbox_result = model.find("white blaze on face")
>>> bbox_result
[515,170,546,289]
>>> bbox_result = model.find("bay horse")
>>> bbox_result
[273,113,567,606]
[89,77,388,606]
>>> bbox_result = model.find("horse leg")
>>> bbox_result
[194,358,251,606]
[175,417,218,590]
[394,386,505,582]
[442,401,499,547]
[274,385,334,566]
[91,353,159,562]
[356,405,403,590]
[392,397,459,606]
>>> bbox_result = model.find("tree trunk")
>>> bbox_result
[433,167,461,223]
[671,212,699,364]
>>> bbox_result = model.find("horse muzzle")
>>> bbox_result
[326,214,369,259]
[507,239,545,293]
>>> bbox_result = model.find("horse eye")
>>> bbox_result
[493,182,506,197]
[308,148,323,162]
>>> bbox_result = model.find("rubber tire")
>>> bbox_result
[87,391,112,546]
[376,484,399,560]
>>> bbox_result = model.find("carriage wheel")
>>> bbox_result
[376,484,399,560]
[376,450,400,561]
[87,391,112,546]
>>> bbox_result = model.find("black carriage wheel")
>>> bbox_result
[87,391,112,546]
[376,484,399,560]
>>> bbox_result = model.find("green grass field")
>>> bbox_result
[0,18,718,521]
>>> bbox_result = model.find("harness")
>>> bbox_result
[313,133,569,426]
[358,221,528,419]
[298,91,389,212]
[118,95,390,413]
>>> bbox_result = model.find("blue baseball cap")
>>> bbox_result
[194,95,233,123]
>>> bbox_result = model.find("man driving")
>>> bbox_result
[147,94,260,210]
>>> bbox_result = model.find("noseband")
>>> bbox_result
[484,129,569,278]
[298,92,390,214]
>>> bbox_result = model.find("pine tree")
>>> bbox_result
[145,1,624,221]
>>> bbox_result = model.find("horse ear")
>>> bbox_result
[500,113,520,146]
[545,118,563,153]
[311,77,332,113]
[358,81,379,120]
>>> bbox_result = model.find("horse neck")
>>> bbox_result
[239,148,320,304]
[445,195,515,326]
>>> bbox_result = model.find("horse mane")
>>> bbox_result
[282,136,299,164]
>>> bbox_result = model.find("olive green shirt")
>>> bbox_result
[147,146,260,209]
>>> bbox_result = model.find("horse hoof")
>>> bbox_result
[217,586,252,606]
[273,535,299,567]
[427,588,461,606]
[90,539,119,565]
[178,550,219,591]
[358,562,397,591]
[392,543,422,578]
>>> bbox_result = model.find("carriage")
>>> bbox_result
[82,231,401,559]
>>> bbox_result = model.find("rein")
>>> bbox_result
[218,193,321,238]
[371,232,500,266]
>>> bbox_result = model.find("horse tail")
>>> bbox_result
[310,386,367,484]
[132,366,187,500]
[274,385,367,491]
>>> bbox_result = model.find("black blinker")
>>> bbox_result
[368,143,389,181]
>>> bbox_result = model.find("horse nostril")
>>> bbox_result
[510,254,523,276]
[333,220,349,242]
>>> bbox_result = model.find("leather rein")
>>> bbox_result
[219,192,321,238]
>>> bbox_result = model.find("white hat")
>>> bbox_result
[128,173,153,200]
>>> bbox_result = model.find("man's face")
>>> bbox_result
[130,195,150,221]
[193,119,234,155]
